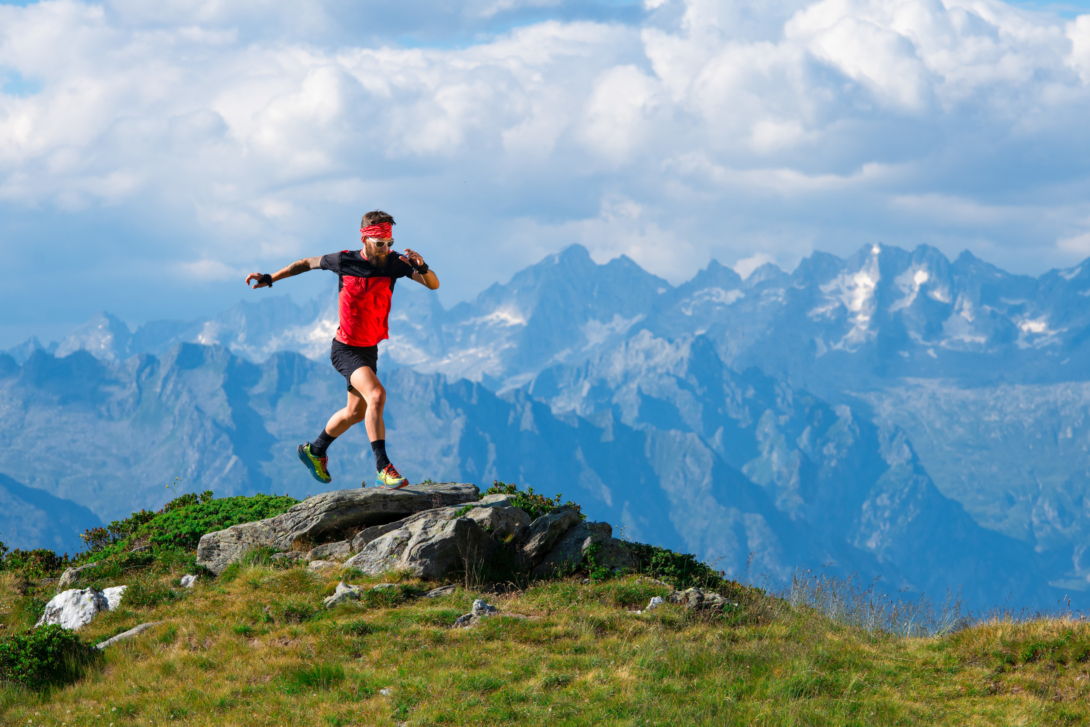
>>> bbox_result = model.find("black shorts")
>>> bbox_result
[330,339,377,392]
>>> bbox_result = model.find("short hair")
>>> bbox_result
[361,210,396,227]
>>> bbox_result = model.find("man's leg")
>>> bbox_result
[349,366,407,488]
[299,386,367,485]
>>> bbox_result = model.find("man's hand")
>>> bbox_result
[399,248,425,269]
[246,272,273,289]
[401,248,440,290]
[245,257,320,290]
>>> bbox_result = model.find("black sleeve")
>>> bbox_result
[319,252,344,275]
[321,252,375,278]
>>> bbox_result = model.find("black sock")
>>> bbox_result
[371,439,391,471]
[311,429,337,458]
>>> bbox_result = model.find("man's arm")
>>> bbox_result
[245,256,322,289]
[399,248,440,290]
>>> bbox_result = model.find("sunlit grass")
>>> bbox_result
[3,561,1090,726]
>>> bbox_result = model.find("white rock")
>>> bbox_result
[646,596,665,611]
[180,575,199,588]
[36,586,126,631]
[103,586,127,611]
[308,560,337,571]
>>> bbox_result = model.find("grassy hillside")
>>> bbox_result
[2,493,1090,726]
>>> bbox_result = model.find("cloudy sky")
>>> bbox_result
[3,0,1090,348]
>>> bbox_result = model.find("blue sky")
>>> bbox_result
[3,0,1090,348]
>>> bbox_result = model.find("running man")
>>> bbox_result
[245,210,439,489]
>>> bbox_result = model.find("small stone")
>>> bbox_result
[180,575,199,588]
[380,688,391,696]
[646,596,665,611]
[424,585,457,599]
[308,560,337,571]
[58,563,101,589]
[582,579,591,584]
[323,582,362,608]
[472,599,498,615]
[370,583,399,591]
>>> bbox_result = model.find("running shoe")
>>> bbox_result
[297,443,332,484]
[375,463,409,489]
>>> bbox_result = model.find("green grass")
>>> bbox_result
[4,561,1090,726]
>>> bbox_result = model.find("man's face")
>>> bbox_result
[364,236,393,263]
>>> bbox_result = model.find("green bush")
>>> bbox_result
[81,493,299,564]
[0,625,98,691]
[0,548,73,578]
[483,481,582,521]
[627,542,726,590]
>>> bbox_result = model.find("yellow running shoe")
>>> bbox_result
[375,463,409,489]
[297,443,332,484]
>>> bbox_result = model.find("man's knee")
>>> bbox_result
[365,385,386,408]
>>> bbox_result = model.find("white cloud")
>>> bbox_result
[1058,232,1090,256]
[2,0,1090,337]
[733,252,776,279]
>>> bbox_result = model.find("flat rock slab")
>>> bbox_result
[96,622,162,650]
[196,483,479,574]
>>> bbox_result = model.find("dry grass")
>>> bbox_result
[3,562,1090,726]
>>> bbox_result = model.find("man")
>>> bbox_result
[245,210,439,489]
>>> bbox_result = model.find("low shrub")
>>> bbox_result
[0,625,98,691]
[483,481,582,521]
[0,548,73,578]
[80,493,299,564]
[627,542,725,590]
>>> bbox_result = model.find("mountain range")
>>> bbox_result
[4,242,1089,611]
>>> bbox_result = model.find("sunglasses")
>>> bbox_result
[365,237,394,248]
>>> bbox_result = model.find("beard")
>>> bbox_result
[364,242,390,267]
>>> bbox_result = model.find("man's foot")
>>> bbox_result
[297,443,332,484]
[375,464,409,489]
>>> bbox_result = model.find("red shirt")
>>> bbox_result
[320,250,415,347]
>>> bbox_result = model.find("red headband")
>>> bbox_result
[361,223,392,240]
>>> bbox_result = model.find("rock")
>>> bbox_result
[520,507,583,565]
[103,586,127,611]
[531,521,635,579]
[370,583,399,591]
[323,582,362,608]
[646,596,665,611]
[453,599,500,628]
[476,493,518,507]
[95,621,162,650]
[196,483,479,575]
[463,505,531,542]
[668,588,728,611]
[305,540,352,562]
[424,585,457,599]
[308,560,337,571]
[343,511,494,580]
[58,563,100,589]
[180,575,199,588]
[36,586,126,630]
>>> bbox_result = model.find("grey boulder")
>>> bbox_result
[520,507,582,565]
[196,483,479,574]
[306,540,353,562]
[463,505,531,542]
[531,521,635,579]
[343,511,494,580]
